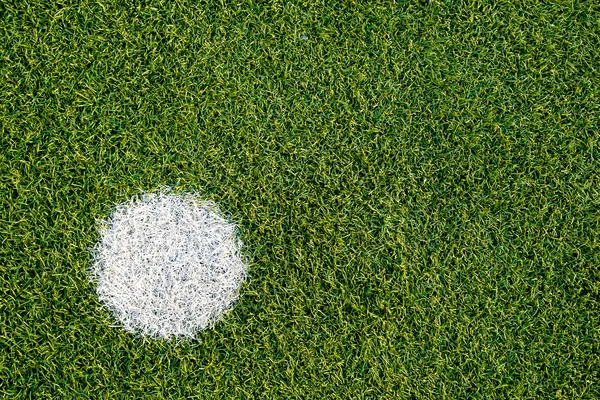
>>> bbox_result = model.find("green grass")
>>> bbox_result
[1,0,599,398]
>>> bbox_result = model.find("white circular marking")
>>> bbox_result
[90,192,247,339]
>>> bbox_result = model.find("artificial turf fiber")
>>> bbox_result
[1,0,599,398]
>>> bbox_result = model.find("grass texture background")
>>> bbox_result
[1,0,599,398]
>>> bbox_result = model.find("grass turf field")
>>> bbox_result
[1,0,599,398]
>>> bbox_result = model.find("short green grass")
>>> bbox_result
[1,0,599,398]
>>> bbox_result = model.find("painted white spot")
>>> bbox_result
[90,192,247,340]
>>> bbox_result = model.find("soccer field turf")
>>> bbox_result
[1,1,599,398]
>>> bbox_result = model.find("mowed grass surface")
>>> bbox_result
[1,0,599,398]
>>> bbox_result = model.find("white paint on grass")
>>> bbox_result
[90,192,247,340]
